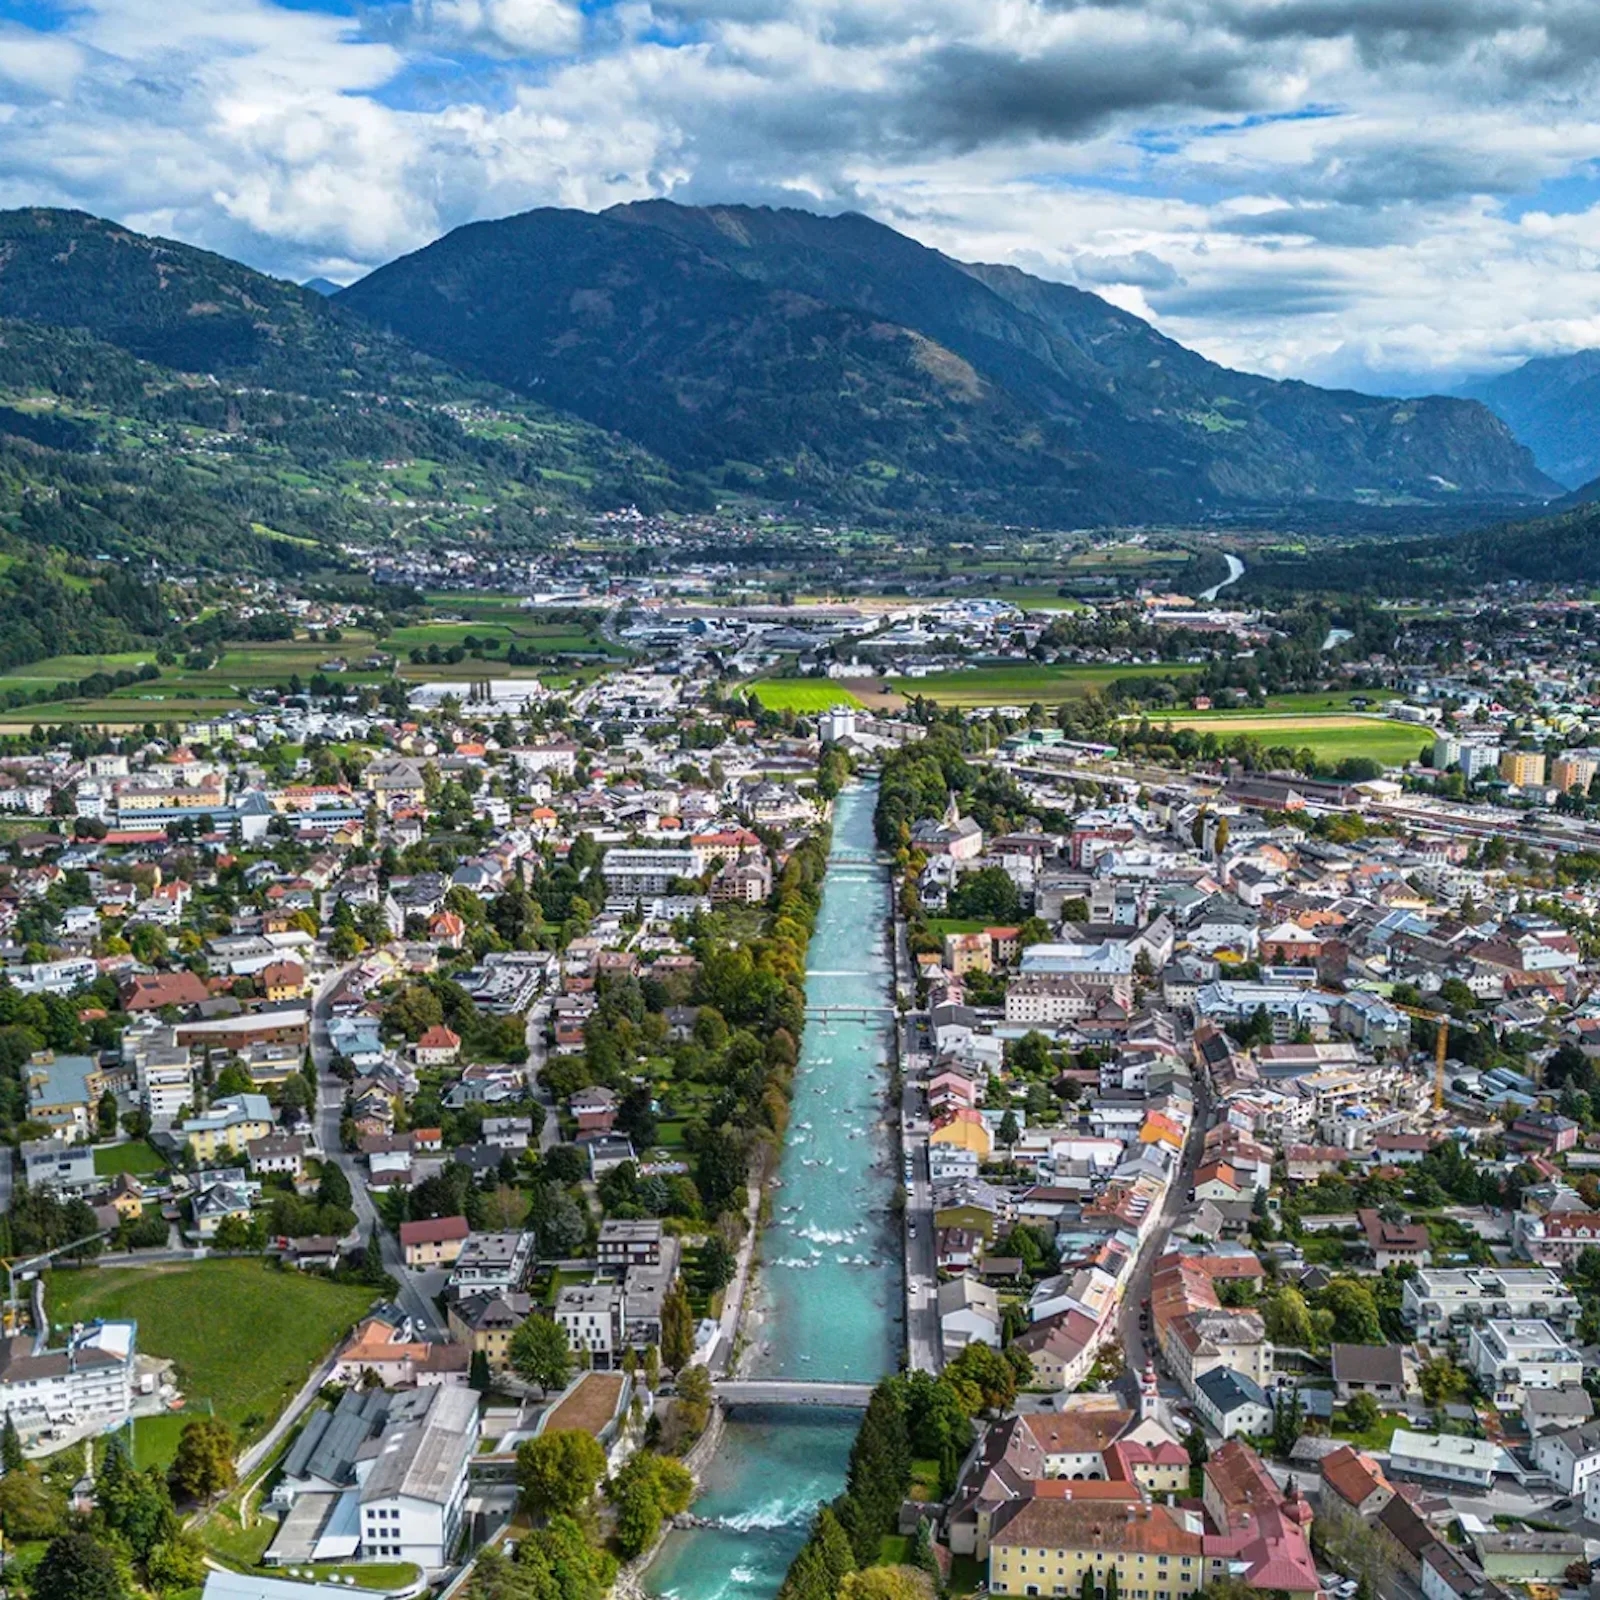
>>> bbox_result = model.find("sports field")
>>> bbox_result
[746,680,865,712]
[890,662,1197,708]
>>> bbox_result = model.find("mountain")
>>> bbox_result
[0,210,707,577]
[302,277,344,297]
[1462,350,1600,490]
[338,200,1556,524]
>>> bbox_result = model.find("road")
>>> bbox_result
[1116,1072,1212,1389]
[311,961,443,1339]
[901,1028,940,1373]
[522,1000,559,1156]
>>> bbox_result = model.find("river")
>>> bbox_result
[645,782,901,1600]
[1198,551,1245,602]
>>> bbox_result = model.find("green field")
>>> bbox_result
[46,1260,377,1438]
[893,662,1196,708]
[746,680,865,712]
[1148,713,1428,766]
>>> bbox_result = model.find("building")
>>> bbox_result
[1466,1319,1583,1409]
[1358,1208,1432,1270]
[555,1284,625,1366]
[1472,1531,1586,1582]
[0,1321,136,1429]
[988,1497,1204,1600]
[601,848,703,898]
[26,1052,109,1142]
[446,1231,535,1298]
[1331,1343,1407,1403]
[1194,1367,1274,1439]
[1531,1419,1600,1496]
[399,1215,471,1269]
[1499,750,1547,788]
[20,1139,97,1193]
[182,1094,275,1161]
[1552,754,1600,795]
[1388,1430,1503,1490]
[1401,1267,1580,1340]
[446,1292,532,1373]
[125,1023,196,1123]
[598,1219,663,1271]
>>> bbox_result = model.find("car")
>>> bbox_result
[1551,1498,1574,1512]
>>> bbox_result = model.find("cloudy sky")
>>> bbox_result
[4,0,1600,393]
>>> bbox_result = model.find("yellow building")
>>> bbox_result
[942,931,993,976]
[447,1293,529,1371]
[930,1108,992,1158]
[1552,754,1598,795]
[181,1094,274,1161]
[988,1496,1207,1600]
[1499,749,1547,787]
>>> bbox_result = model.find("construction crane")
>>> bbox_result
[1393,1004,1458,1112]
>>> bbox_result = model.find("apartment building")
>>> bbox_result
[1402,1267,1580,1340]
[1467,1320,1583,1409]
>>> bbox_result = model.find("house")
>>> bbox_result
[1331,1342,1408,1403]
[1318,1444,1394,1519]
[246,1133,305,1179]
[193,1182,255,1238]
[258,961,306,1002]
[1531,1419,1600,1496]
[571,1086,618,1134]
[1195,1367,1274,1439]
[120,971,210,1013]
[398,1215,471,1269]
[446,1291,532,1372]
[1358,1208,1432,1269]
[1524,1386,1592,1436]
[413,1025,461,1067]
[938,1276,1001,1351]
[20,1139,97,1193]
[1471,1531,1586,1583]
[329,1313,471,1390]
[1388,1430,1503,1490]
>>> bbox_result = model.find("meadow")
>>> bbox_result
[46,1260,377,1442]
[1144,712,1430,766]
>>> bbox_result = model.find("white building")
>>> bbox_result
[1533,1421,1600,1496]
[125,1022,196,1125]
[818,706,858,744]
[554,1283,625,1366]
[601,848,703,898]
[357,1385,479,1569]
[0,1321,136,1429]
[1467,1320,1583,1409]
[1388,1430,1503,1490]
[1402,1267,1580,1341]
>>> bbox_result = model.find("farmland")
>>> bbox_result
[1142,713,1430,766]
[889,662,1197,708]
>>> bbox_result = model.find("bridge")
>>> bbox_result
[805,1004,898,1021]
[713,1380,875,1407]
[829,850,886,867]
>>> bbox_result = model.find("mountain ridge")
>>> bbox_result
[337,198,1555,524]
[1462,348,1600,490]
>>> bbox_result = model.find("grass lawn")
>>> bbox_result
[947,1553,986,1596]
[304,1564,421,1591]
[1332,1408,1406,1451]
[925,918,993,937]
[909,1456,941,1504]
[892,662,1196,708]
[745,679,864,712]
[92,1140,167,1176]
[129,1411,192,1471]
[46,1260,377,1439]
[878,1535,912,1565]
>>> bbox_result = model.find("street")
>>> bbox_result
[311,961,443,1339]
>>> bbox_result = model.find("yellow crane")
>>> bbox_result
[1393,1004,1453,1112]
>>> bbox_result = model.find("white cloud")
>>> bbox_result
[4,0,1600,385]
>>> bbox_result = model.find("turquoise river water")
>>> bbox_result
[645,782,902,1600]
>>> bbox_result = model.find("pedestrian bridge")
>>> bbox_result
[804,1004,898,1021]
[713,1380,875,1407]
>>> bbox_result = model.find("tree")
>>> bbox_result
[996,1110,1020,1154]
[97,1090,119,1139]
[1262,1286,1314,1350]
[32,1532,129,1600]
[661,1280,695,1373]
[674,1363,713,1441]
[696,1235,736,1296]
[1184,1423,1209,1468]
[1271,1387,1304,1457]
[508,1316,570,1396]
[838,1572,929,1600]
[1,1410,22,1472]
[469,1349,491,1393]
[515,1429,606,1518]
[168,1417,237,1504]
[0,1468,66,1540]
[145,1533,207,1593]
[1323,1277,1383,1345]
[316,1161,352,1210]
[1345,1391,1381,1432]
[608,1453,694,1559]
[942,1342,1016,1415]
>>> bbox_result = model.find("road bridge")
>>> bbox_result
[713,1380,875,1407]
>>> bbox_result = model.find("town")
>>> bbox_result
[7,561,1600,1600]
